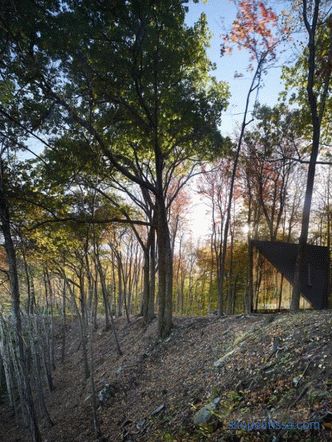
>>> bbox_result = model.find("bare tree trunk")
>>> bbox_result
[219,61,263,315]
[93,269,99,330]
[139,223,156,324]
[156,194,173,338]
[142,248,150,320]
[45,269,56,371]
[96,254,122,355]
[148,227,156,321]
[88,322,101,439]
[121,262,130,323]
[117,257,123,317]
[291,1,331,309]
[95,252,111,330]
[327,169,331,305]
[21,247,33,314]
[246,239,254,313]
[208,232,214,314]
[67,275,90,380]
[227,221,235,314]
[111,250,117,316]
[0,167,42,442]
[278,274,284,311]
[61,279,66,363]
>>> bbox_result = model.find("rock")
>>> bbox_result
[98,383,116,405]
[120,419,132,428]
[136,419,146,431]
[151,403,165,416]
[193,397,221,426]
[321,411,332,430]
[292,375,303,387]
[213,349,236,368]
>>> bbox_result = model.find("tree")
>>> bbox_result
[0,70,43,440]
[243,105,299,241]
[219,0,284,314]
[198,160,232,312]
[0,0,229,337]
[290,0,332,310]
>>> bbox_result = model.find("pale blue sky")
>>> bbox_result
[185,0,287,136]
[185,0,294,239]
[24,0,290,158]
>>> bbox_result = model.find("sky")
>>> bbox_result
[185,0,287,135]
[184,0,291,241]
[22,1,296,243]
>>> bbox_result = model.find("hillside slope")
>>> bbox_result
[0,311,332,441]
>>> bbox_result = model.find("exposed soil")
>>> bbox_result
[0,311,332,441]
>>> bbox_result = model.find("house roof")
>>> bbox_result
[251,240,329,309]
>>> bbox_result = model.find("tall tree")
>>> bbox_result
[0,0,228,337]
[219,0,282,314]
[290,0,332,310]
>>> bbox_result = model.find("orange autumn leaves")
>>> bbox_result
[221,0,280,62]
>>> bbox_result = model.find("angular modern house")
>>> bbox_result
[250,240,330,311]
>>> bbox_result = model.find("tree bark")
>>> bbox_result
[95,255,122,355]
[0,165,42,442]
[156,194,173,338]
[291,0,327,310]
[219,62,262,315]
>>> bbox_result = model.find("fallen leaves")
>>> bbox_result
[1,311,331,441]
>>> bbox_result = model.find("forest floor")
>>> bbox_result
[0,311,332,441]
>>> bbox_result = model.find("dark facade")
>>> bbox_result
[251,240,329,309]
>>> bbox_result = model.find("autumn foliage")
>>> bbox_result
[222,0,280,61]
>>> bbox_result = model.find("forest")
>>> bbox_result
[0,0,331,441]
